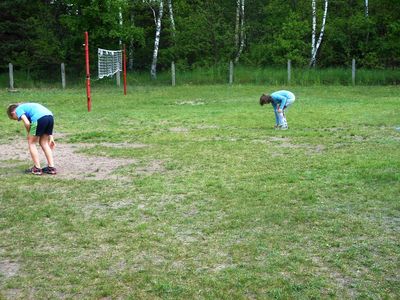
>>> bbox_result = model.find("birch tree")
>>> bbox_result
[235,0,240,52]
[364,0,371,48]
[310,0,328,67]
[167,0,175,38]
[148,0,164,79]
[234,0,245,63]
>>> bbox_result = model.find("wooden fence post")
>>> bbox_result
[229,60,234,85]
[352,58,356,85]
[287,59,291,85]
[116,70,121,87]
[171,61,176,86]
[61,63,66,89]
[9,63,14,90]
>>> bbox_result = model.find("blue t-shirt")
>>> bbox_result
[270,90,295,110]
[15,103,53,123]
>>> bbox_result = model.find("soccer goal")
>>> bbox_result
[97,47,127,93]
[98,48,122,79]
[84,32,127,112]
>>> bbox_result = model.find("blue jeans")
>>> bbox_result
[274,95,295,126]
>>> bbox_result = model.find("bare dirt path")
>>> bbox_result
[0,139,142,180]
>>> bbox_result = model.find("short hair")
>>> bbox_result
[259,94,272,106]
[6,104,19,119]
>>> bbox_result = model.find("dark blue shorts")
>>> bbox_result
[30,115,54,136]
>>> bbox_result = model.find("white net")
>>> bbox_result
[98,48,123,79]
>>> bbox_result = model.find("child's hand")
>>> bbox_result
[49,136,56,150]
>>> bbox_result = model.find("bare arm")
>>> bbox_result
[20,115,31,133]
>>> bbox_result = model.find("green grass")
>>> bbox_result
[0,85,399,299]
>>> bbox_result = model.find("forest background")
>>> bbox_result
[0,0,399,82]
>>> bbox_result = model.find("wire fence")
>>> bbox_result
[2,60,399,89]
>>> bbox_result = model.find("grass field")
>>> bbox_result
[0,85,399,299]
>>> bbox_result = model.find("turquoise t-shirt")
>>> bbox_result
[15,103,53,123]
[270,90,295,110]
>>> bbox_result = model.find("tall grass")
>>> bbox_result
[0,65,398,88]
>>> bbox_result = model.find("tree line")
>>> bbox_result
[0,0,399,80]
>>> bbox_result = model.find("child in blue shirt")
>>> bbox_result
[7,103,57,175]
[260,90,296,130]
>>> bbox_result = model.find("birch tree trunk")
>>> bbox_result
[313,0,328,61]
[235,0,240,50]
[150,0,164,79]
[310,0,328,67]
[167,0,176,80]
[167,0,175,37]
[364,0,370,47]
[234,0,245,64]
[311,0,316,65]
[119,7,123,47]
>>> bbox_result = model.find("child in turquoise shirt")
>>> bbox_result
[259,90,296,130]
[7,103,57,175]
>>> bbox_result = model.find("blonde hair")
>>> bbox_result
[6,104,19,119]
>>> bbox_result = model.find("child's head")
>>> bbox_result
[6,104,19,120]
[259,94,272,106]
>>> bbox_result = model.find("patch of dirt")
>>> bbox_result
[0,260,19,278]
[175,232,198,245]
[252,137,325,154]
[310,144,325,154]
[311,255,356,297]
[269,136,290,142]
[94,142,148,149]
[196,124,219,130]
[2,289,22,299]
[169,127,189,133]
[175,99,205,106]
[252,137,290,144]
[110,199,134,209]
[0,139,161,180]
[212,264,231,273]
[136,160,165,175]
[82,199,136,218]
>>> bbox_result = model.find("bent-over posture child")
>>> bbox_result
[7,103,57,175]
[260,90,296,130]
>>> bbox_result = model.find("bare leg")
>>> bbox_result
[40,134,55,167]
[27,135,41,168]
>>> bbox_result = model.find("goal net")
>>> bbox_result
[98,48,123,79]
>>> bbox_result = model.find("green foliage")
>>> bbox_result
[0,0,63,79]
[248,13,309,67]
[0,0,399,78]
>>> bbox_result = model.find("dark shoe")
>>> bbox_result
[42,166,57,175]
[25,166,42,175]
